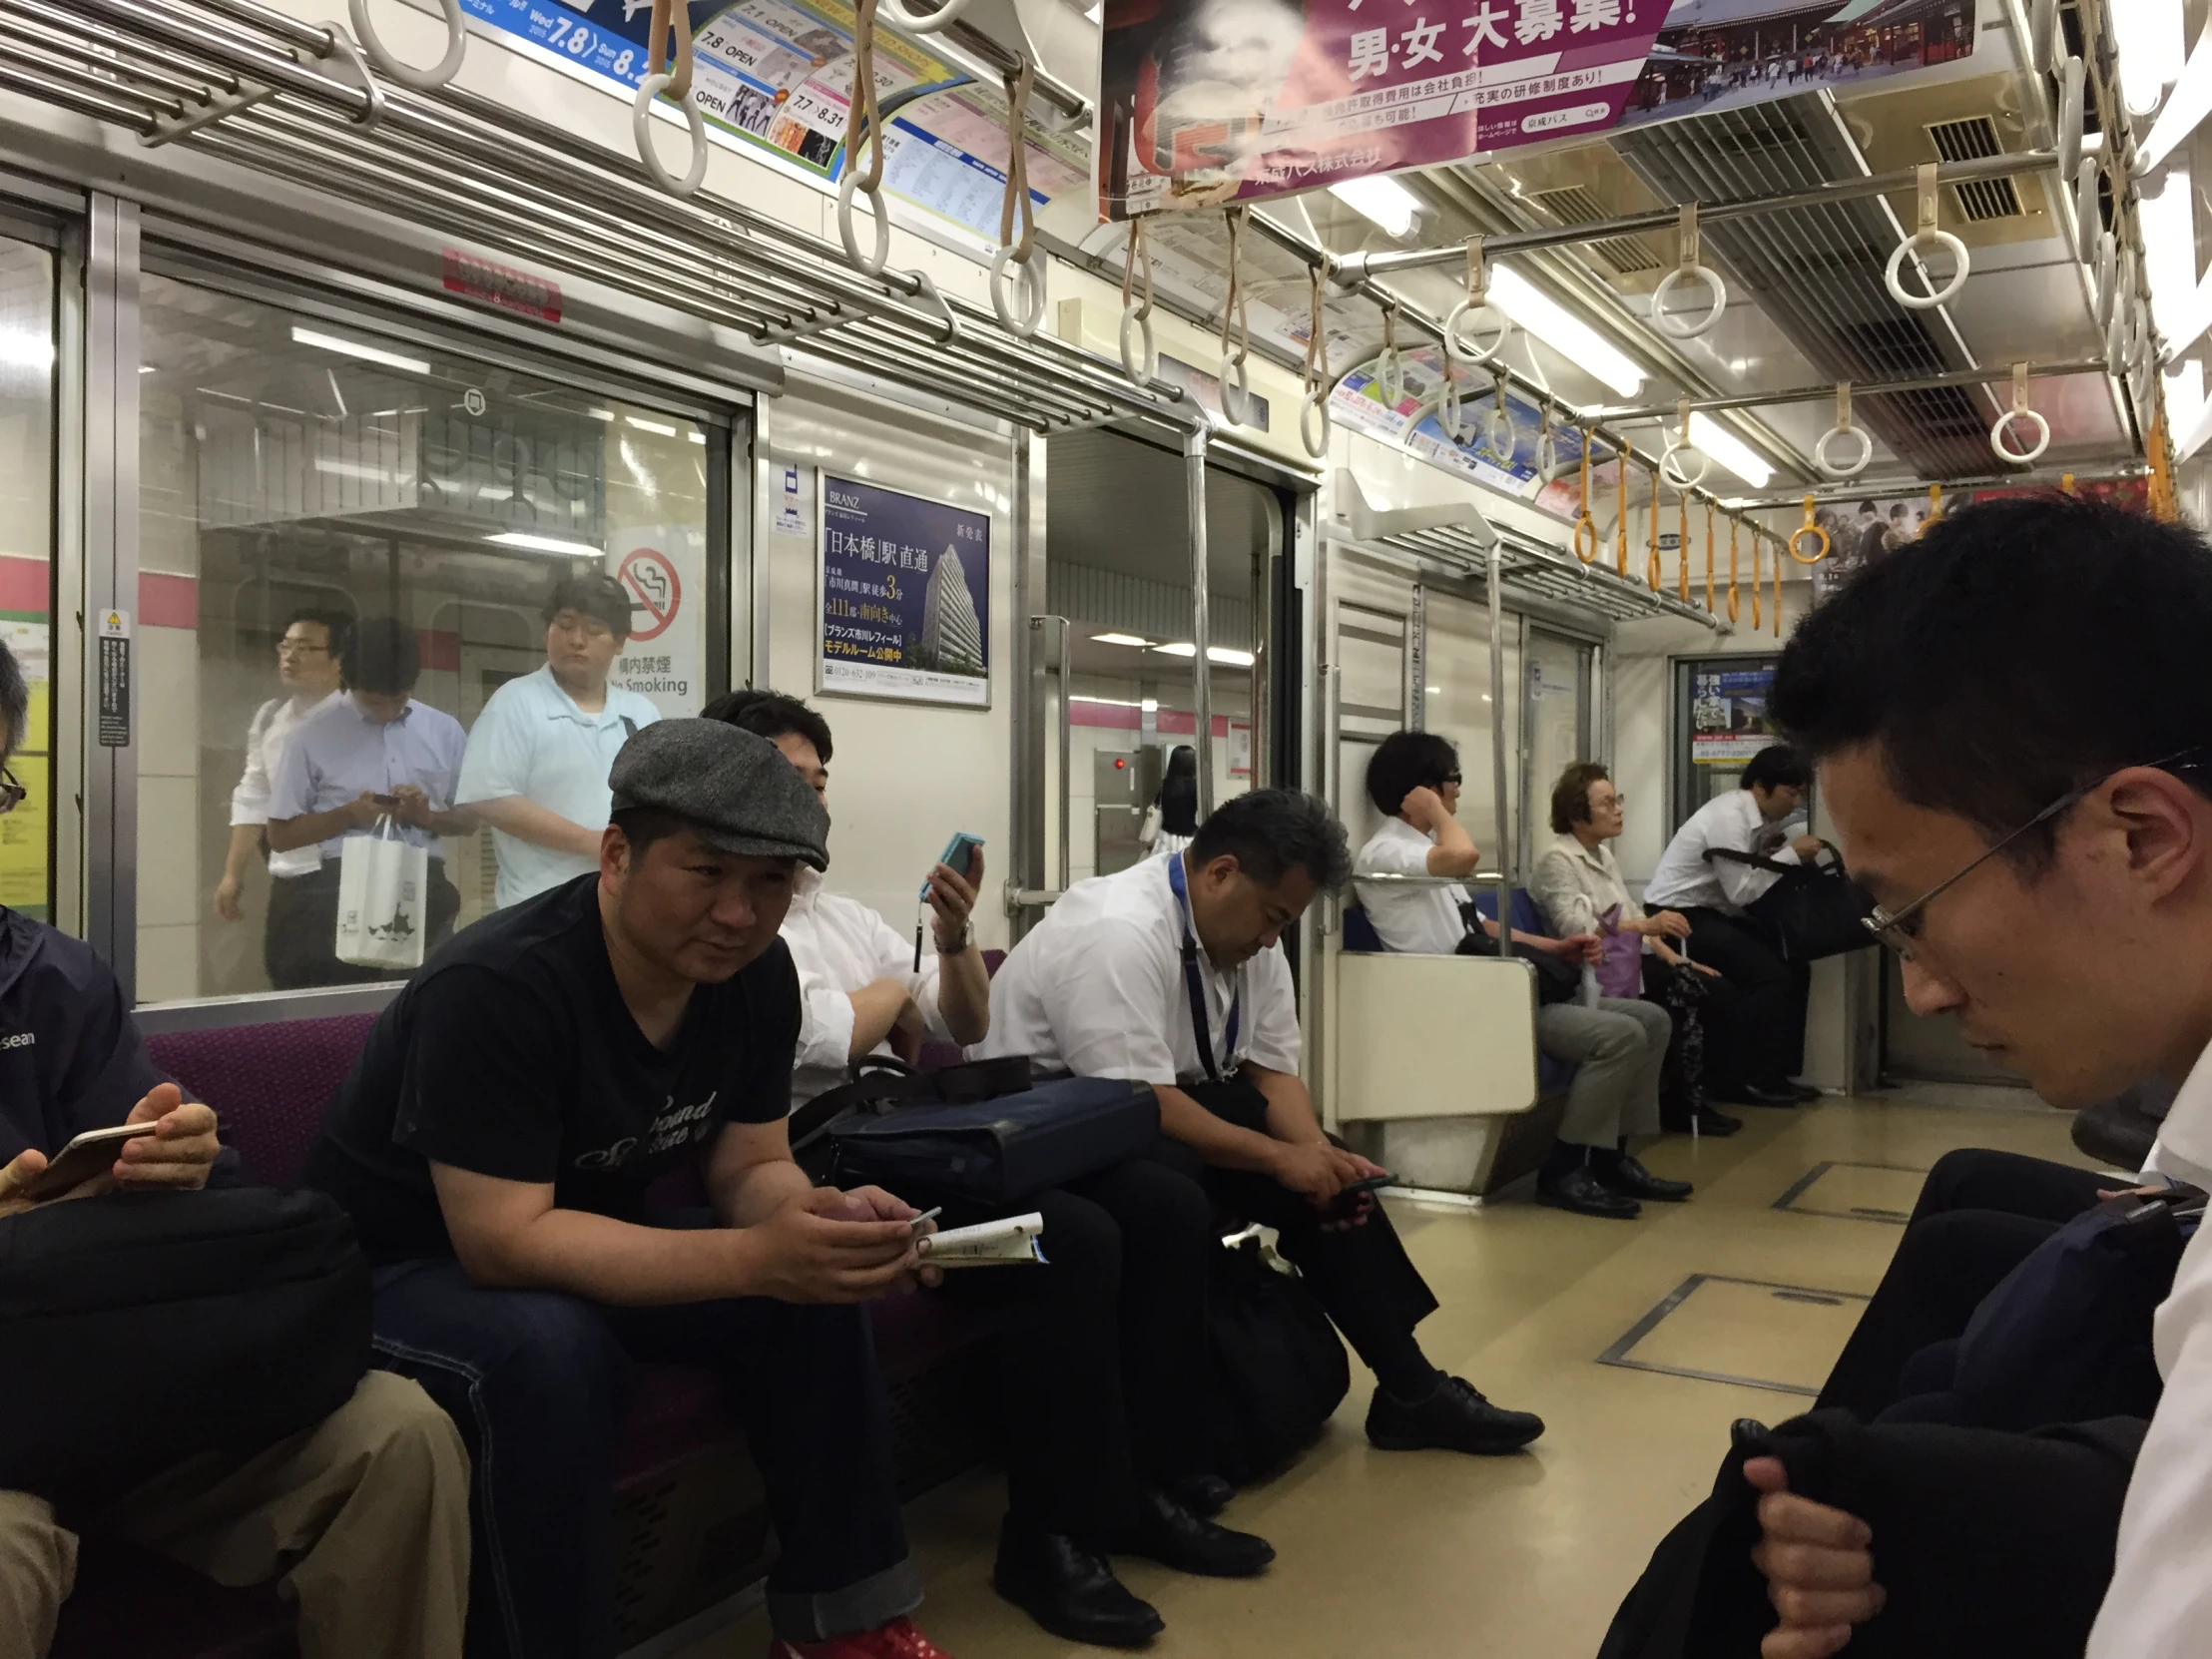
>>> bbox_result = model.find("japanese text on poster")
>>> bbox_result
[1690,665,1775,764]
[606,527,706,719]
[820,477,991,707]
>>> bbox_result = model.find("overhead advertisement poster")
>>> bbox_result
[1328,348,1591,496]
[1690,665,1775,764]
[459,0,1087,247]
[819,476,991,707]
[1098,0,1669,217]
[1618,0,1974,131]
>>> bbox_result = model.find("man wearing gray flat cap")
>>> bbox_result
[304,719,962,1659]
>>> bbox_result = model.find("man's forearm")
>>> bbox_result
[462,1206,766,1306]
[1247,1064,1330,1146]
[936,946,991,1046]
[468,796,597,855]
[423,807,476,836]
[1156,1083,1284,1173]
[710,1155,814,1230]
[845,978,912,1059]
[267,808,353,852]
[222,823,262,880]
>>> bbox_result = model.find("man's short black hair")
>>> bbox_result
[341,617,421,697]
[1742,744,1811,794]
[1365,730,1459,819]
[0,638,27,762]
[1190,790,1351,891]
[546,574,634,643]
[608,805,687,859]
[284,607,352,655]
[698,689,834,765]
[1772,495,2212,862]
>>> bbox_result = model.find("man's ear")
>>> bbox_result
[2105,768,2210,902]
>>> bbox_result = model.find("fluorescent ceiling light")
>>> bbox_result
[0,332,54,371]
[1488,267,1644,397]
[139,363,156,374]
[484,531,604,558]
[587,407,616,421]
[289,325,430,375]
[688,429,706,444]
[2139,25,2212,173]
[2136,162,2197,336]
[1687,412,1774,488]
[1141,698,1159,712]
[625,415,679,437]
[1152,642,1257,666]
[1327,175,1421,240]
[1091,632,1153,648]
[1071,695,1141,707]
[2112,0,2183,116]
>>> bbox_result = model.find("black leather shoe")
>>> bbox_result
[993,1525,1164,1648]
[1783,1082,1824,1103]
[1690,1108,1745,1136]
[1597,1154,1692,1203]
[1163,1473,1235,1519]
[1366,1375,1545,1454]
[1535,1164,1641,1219]
[1721,1082,1805,1107]
[1113,1489,1274,1579]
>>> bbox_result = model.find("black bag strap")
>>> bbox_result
[1704,840,1843,877]
[790,1057,932,1151]
[620,716,639,740]
[1167,852,1238,1084]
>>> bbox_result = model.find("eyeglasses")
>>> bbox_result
[0,769,26,815]
[1437,772,1464,788]
[1865,748,2208,960]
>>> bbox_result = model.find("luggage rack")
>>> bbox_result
[0,0,1189,439]
[1368,520,1732,632]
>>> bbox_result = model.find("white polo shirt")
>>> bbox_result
[1352,817,1467,955]
[781,867,950,1114]
[2086,1035,2212,1657]
[972,853,1301,1087]
[1642,790,1802,914]
[456,665,661,908]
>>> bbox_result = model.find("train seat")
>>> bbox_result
[51,978,1011,1659]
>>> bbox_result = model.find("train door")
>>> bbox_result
[0,223,57,929]
[1024,427,1284,931]
[1670,654,1781,830]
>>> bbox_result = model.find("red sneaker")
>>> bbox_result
[769,1617,955,1659]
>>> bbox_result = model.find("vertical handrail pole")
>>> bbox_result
[1186,423,1215,818]
[1487,536,1512,955]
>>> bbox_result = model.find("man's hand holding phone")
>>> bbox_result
[116,1084,222,1191]
[923,835,984,954]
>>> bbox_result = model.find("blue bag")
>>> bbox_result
[826,1076,1161,1205]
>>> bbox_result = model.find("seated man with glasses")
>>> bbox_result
[1606,496,2212,1659]
[1353,732,1690,1221]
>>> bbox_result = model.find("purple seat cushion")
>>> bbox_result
[146,1016,379,1190]
[51,1544,295,1659]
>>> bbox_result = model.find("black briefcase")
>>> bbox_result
[0,1187,370,1510]
[1707,842,1877,959]
[825,1076,1160,1206]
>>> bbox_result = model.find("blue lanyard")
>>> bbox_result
[1166,853,1239,1083]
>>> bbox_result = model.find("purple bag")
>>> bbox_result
[1593,903,1646,1001]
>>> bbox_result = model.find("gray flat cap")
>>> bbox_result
[609,719,830,870]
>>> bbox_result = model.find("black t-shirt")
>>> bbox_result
[302,874,801,1265]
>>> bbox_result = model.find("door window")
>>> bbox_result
[0,236,53,920]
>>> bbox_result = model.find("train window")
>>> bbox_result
[0,236,52,922]
[1422,590,1522,867]
[136,275,717,1002]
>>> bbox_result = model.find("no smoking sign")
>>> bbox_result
[616,547,681,643]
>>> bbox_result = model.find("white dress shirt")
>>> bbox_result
[1352,817,1467,955]
[1641,790,1802,914]
[2085,1036,2212,1658]
[779,866,949,1114]
[230,691,340,879]
[972,854,1301,1087]
[267,695,469,864]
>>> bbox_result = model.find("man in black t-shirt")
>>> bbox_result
[303,720,957,1659]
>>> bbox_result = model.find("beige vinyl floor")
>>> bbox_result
[681,1094,2100,1659]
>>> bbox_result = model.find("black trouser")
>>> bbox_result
[265,858,461,989]
[1165,1079,1439,1378]
[1674,906,1809,1091]
[930,1157,1214,1542]
[1602,1410,2143,1659]
[1817,1149,2112,1420]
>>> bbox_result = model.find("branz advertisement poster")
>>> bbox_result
[819,476,991,707]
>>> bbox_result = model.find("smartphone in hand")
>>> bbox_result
[24,1122,157,1200]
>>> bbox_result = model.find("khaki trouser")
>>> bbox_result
[0,1371,468,1659]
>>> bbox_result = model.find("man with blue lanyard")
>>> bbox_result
[979,788,1545,1457]
[459,573,661,908]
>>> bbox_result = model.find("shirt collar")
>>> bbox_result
[791,864,824,913]
[2153,1034,2212,1187]
[1553,831,1610,870]
[535,664,627,728]
[1378,816,1433,847]
[350,694,411,726]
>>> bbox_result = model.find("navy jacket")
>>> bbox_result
[0,907,175,1165]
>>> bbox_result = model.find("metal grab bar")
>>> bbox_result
[1347,870,1510,886]
[1185,427,1215,821]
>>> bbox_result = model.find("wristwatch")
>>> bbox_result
[933,922,972,954]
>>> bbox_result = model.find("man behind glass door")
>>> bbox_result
[265,619,471,988]
[212,608,348,980]
[459,574,661,909]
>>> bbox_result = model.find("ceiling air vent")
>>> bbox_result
[1926,117,2024,222]
[1527,186,1663,276]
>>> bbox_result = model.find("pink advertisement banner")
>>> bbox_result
[1099,0,1667,218]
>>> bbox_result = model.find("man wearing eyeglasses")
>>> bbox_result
[212,609,349,973]
[1700,496,2212,1659]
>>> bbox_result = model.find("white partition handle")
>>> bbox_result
[1534,405,1560,484]
[2030,0,2057,73]
[1219,350,1254,427]
[1815,380,1874,478]
[1301,387,1333,460]
[2095,231,2118,326]
[837,166,891,276]
[322,27,385,133]
[1444,236,1510,364]
[633,74,710,197]
[1991,361,2051,464]
[989,245,1047,337]
[1652,204,1727,339]
[1885,163,1969,309]
[878,0,978,33]
[2057,55,2086,187]
[1118,219,1157,386]
[349,0,464,91]
[2075,155,2100,265]
[1483,384,1515,460]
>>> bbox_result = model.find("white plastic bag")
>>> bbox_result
[334,813,430,972]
